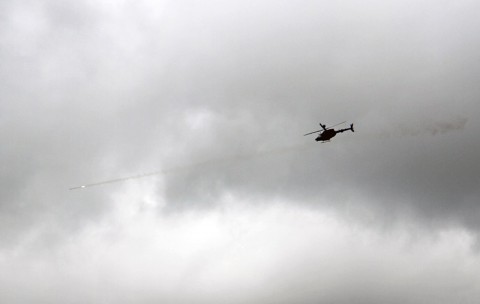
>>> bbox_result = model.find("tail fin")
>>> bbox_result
[350,124,354,132]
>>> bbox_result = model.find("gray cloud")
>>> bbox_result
[1,0,480,302]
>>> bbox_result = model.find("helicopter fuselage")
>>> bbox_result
[315,129,336,141]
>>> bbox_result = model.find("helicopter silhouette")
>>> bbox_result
[304,121,354,142]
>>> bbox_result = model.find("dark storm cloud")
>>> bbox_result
[2,0,480,303]
[153,0,480,233]
[2,0,478,237]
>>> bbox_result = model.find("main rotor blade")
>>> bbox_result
[304,130,322,136]
[326,121,346,129]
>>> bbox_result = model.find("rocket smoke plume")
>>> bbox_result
[69,143,315,190]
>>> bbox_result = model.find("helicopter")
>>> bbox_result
[304,121,354,142]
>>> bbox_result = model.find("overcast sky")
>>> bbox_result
[1,0,480,303]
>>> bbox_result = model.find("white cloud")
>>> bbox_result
[1,185,479,303]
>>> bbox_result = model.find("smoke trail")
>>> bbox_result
[69,171,164,190]
[69,142,316,190]
[374,116,468,139]
[425,116,468,135]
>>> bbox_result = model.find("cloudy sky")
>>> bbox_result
[1,0,480,302]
